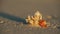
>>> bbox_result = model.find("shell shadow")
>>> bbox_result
[0,12,28,24]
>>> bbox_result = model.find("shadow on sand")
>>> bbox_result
[0,12,27,24]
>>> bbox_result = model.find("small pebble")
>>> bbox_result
[53,26,57,29]
[0,20,4,23]
[47,16,52,19]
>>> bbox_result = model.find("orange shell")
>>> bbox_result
[38,20,47,28]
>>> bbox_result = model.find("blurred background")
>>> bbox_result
[0,0,60,34]
[0,0,60,17]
